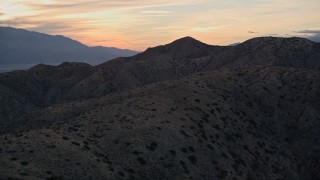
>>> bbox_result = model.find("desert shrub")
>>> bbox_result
[137,157,146,165]
[169,150,176,156]
[20,161,28,165]
[71,142,80,146]
[188,156,197,165]
[146,142,158,151]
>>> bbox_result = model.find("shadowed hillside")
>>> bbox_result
[0,66,319,179]
[0,36,320,179]
[0,36,319,121]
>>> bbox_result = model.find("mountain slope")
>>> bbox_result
[206,37,320,69]
[0,66,319,179]
[0,27,138,65]
[60,36,320,103]
[0,36,320,179]
[0,36,320,121]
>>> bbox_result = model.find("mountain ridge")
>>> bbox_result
[0,27,139,66]
[0,34,320,179]
[0,36,319,121]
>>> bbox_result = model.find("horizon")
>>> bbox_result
[1,26,319,52]
[1,0,320,51]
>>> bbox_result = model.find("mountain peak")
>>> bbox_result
[142,36,210,57]
[28,64,55,72]
[57,62,92,68]
[169,36,204,46]
[175,36,197,41]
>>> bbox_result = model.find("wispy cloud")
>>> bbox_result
[141,10,172,14]
[293,30,320,34]
[1,0,320,50]
[19,0,196,13]
[191,26,227,33]
[291,29,320,42]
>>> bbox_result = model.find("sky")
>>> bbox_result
[0,0,319,51]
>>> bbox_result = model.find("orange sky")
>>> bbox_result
[1,0,320,51]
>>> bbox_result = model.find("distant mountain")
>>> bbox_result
[307,35,320,43]
[228,42,241,46]
[0,27,139,66]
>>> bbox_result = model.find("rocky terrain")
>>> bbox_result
[1,36,320,122]
[0,37,319,179]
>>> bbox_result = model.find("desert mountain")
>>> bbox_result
[0,27,138,66]
[0,36,319,121]
[0,66,319,179]
[0,36,319,179]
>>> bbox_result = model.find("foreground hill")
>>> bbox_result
[0,36,319,122]
[0,66,319,179]
[0,27,138,66]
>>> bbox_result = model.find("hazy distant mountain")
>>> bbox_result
[306,34,320,43]
[0,27,138,66]
[228,42,241,46]
[0,36,320,179]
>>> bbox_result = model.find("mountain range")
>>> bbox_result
[0,27,138,71]
[0,35,319,179]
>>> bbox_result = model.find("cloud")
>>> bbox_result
[0,15,98,35]
[27,23,93,34]
[291,30,320,42]
[293,30,320,34]
[141,10,172,14]
[1,0,320,50]
[0,12,5,16]
[19,0,196,14]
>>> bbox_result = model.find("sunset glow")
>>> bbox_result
[1,0,320,51]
